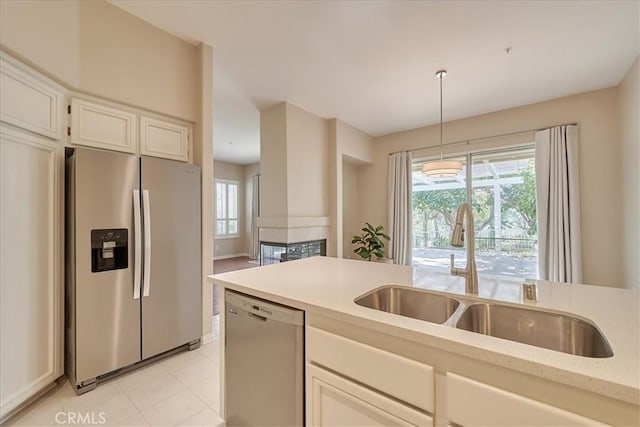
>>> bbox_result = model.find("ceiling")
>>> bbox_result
[109,1,639,165]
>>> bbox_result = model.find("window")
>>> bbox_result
[412,146,537,281]
[215,179,239,237]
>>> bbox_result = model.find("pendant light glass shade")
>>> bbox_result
[421,159,464,177]
[422,69,463,178]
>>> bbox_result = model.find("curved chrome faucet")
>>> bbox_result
[450,202,479,295]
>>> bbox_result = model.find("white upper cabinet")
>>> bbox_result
[70,98,137,154]
[0,52,64,140]
[69,97,192,162]
[140,115,191,162]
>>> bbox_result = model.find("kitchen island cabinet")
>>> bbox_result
[211,257,640,426]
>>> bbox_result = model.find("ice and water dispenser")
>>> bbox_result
[91,229,128,272]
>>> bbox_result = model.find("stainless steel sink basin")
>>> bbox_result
[456,303,613,358]
[354,286,460,324]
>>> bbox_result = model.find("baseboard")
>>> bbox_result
[201,332,215,345]
[213,252,250,261]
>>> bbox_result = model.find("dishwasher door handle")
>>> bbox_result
[249,312,267,322]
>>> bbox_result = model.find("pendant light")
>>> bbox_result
[421,70,463,177]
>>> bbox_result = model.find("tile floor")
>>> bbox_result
[8,323,223,427]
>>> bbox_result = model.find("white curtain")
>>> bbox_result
[535,125,582,282]
[250,175,260,260]
[387,151,412,265]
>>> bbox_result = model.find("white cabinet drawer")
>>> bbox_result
[308,365,433,427]
[140,116,191,162]
[307,327,434,413]
[0,52,64,139]
[446,373,607,426]
[70,98,137,153]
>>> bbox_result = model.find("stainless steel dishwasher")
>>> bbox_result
[225,290,304,426]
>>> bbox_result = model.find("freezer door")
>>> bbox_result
[73,148,141,382]
[141,156,201,359]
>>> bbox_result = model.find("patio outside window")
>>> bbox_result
[412,146,537,286]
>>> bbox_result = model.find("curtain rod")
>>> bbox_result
[391,122,578,155]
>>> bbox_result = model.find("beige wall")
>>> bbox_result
[0,0,198,121]
[259,103,288,219]
[328,119,373,257]
[260,107,371,252]
[195,44,214,341]
[0,0,80,86]
[214,160,246,258]
[77,1,198,121]
[243,163,261,255]
[285,103,329,217]
[619,56,640,289]
[213,160,261,259]
[360,88,624,287]
[338,120,374,163]
[258,102,330,244]
[342,159,360,259]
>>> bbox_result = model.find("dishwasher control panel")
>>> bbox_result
[225,290,304,325]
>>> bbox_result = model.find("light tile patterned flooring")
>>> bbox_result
[8,332,223,426]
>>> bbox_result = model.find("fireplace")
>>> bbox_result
[260,239,327,266]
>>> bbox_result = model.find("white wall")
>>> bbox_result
[359,88,624,287]
[619,56,640,289]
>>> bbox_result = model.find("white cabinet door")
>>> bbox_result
[308,365,433,427]
[70,98,137,153]
[0,52,64,140]
[140,115,191,162]
[446,373,606,426]
[0,126,62,420]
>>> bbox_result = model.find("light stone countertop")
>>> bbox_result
[209,256,640,405]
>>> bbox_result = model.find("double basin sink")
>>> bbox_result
[354,285,613,358]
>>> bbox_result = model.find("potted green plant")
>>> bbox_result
[352,223,390,261]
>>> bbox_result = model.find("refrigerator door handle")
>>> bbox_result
[142,189,152,297]
[133,189,142,300]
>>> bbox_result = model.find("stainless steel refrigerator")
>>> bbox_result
[65,147,202,394]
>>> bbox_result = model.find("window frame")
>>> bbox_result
[215,178,240,239]
[412,143,538,278]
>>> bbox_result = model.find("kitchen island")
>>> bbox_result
[210,257,640,426]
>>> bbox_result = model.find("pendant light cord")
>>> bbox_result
[439,73,443,161]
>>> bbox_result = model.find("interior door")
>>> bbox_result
[73,148,141,382]
[141,156,201,359]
